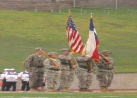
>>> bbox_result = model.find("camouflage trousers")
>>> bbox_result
[60,69,75,88]
[46,70,60,89]
[29,71,44,88]
[77,68,93,89]
[97,71,113,87]
[67,69,75,88]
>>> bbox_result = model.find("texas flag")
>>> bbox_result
[82,13,99,62]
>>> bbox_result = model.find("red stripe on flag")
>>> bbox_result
[73,40,82,52]
[79,45,84,53]
[73,30,77,39]
[66,15,84,53]
[70,34,74,41]
[71,34,80,47]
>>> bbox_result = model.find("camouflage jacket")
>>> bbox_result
[96,56,114,72]
[58,54,78,70]
[24,54,45,71]
[44,58,61,70]
[76,56,96,70]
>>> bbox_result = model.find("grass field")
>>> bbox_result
[1,92,137,98]
[0,7,137,72]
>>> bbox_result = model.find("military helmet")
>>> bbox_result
[101,50,111,54]
[35,47,43,51]
[61,48,70,52]
[48,52,58,55]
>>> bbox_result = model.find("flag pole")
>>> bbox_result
[90,13,93,72]
[90,13,93,16]
[67,9,75,68]
[68,9,71,13]
[68,9,71,17]
[40,49,59,67]
[82,13,93,57]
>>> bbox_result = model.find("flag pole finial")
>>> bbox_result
[90,13,93,17]
[68,9,71,13]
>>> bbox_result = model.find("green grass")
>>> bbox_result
[0,92,137,98]
[0,7,137,72]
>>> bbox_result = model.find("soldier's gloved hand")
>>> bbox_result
[70,52,74,55]
[90,69,94,72]
[54,66,59,69]
[107,61,112,65]
[72,65,76,69]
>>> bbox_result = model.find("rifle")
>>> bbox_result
[40,49,58,67]
[99,53,111,64]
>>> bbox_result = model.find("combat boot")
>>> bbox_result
[84,88,93,92]
[104,87,110,92]
[100,86,108,92]
[60,87,67,92]
[52,88,57,92]
[105,87,110,91]
[35,87,43,92]
[107,87,115,92]
[79,88,85,92]
[29,88,37,92]
[65,87,71,92]
[46,88,54,92]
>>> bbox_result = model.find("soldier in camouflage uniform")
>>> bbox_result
[44,52,61,92]
[96,50,114,92]
[76,56,96,92]
[58,48,77,92]
[24,48,45,92]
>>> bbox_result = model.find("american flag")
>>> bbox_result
[66,13,84,53]
[82,13,99,62]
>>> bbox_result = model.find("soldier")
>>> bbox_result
[18,70,30,91]
[76,56,96,92]
[58,48,77,91]
[24,48,45,92]
[44,52,60,92]
[5,68,18,91]
[96,50,114,92]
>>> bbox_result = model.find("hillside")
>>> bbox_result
[0,7,137,72]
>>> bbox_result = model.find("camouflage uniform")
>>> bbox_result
[96,50,114,91]
[58,48,77,91]
[44,52,61,92]
[24,48,45,90]
[76,56,96,91]
[67,68,75,89]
